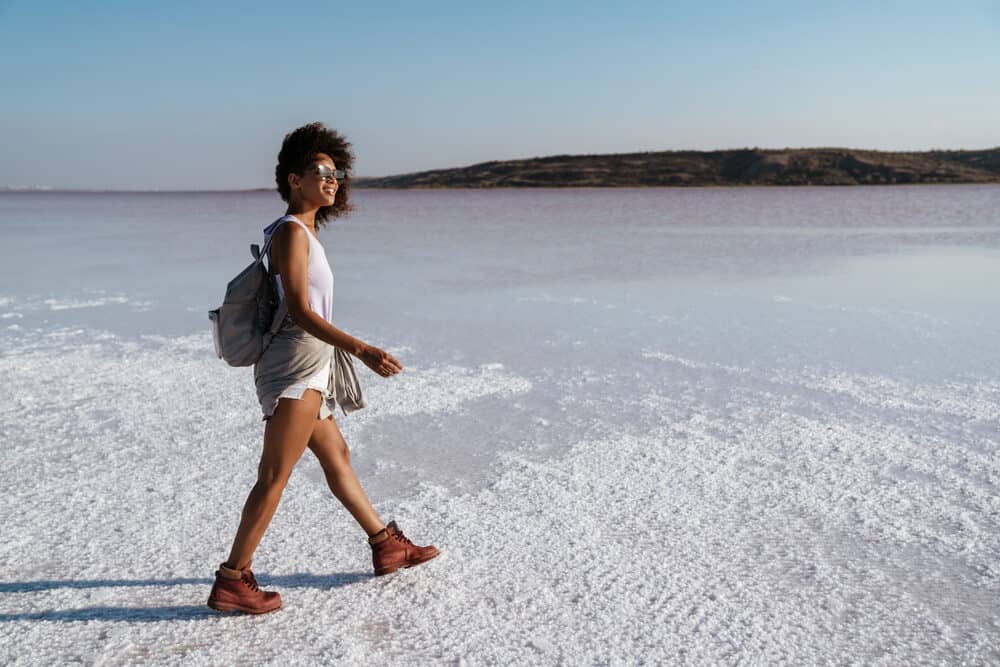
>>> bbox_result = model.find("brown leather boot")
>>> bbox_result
[369,520,440,576]
[207,563,282,614]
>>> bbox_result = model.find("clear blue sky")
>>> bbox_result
[1,1,997,190]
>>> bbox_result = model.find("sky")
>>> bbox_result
[1,1,998,190]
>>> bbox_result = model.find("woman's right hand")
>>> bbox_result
[358,344,403,377]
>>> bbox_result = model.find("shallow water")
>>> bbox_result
[1,186,998,664]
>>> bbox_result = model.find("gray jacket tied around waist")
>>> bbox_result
[253,317,367,419]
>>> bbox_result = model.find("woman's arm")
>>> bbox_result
[270,223,403,377]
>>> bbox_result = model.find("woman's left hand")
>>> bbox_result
[358,345,403,377]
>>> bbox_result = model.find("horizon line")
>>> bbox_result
[5,144,999,192]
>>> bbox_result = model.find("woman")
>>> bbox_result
[208,122,439,615]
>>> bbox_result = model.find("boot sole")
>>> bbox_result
[374,548,440,576]
[207,598,282,615]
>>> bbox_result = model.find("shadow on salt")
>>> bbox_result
[0,571,369,623]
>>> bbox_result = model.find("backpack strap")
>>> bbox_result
[262,298,288,350]
[258,217,294,349]
[255,216,297,268]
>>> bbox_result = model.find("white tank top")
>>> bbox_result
[262,215,334,324]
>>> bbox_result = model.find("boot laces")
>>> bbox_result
[392,527,414,546]
[241,570,261,592]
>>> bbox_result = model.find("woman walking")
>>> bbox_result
[208,122,439,615]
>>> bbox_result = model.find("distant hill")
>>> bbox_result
[354,147,1000,188]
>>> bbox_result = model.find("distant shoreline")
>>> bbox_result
[354,147,1000,189]
[5,146,1000,192]
[5,182,1000,195]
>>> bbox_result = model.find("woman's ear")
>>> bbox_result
[288,172,300,191]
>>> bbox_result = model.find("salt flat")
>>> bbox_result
[1,187,998,664]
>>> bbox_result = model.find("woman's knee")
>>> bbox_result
[255,464,293,493]
[308,417,354,472]
[337,440,351,462]
[324,439,351,469]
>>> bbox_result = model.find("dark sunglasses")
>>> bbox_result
[312,164,346,182]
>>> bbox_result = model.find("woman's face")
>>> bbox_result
[293,152,339,208]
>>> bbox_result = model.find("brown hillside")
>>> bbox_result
[354,147,1000,188]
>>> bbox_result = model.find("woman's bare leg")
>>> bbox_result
[307,416,385,537]
[225,390,323,570]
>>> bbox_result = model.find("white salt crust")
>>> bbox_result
[0,329,997,665]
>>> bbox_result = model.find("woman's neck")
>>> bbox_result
[284,206,317,230]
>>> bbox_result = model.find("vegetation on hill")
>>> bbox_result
[354,147,1000,188]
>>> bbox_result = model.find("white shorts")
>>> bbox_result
[275,360,332,412]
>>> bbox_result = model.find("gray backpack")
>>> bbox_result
[208,232,288,367]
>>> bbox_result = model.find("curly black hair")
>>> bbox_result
[275,122,354,227]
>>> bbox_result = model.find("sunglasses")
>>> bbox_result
[311,164,346,182]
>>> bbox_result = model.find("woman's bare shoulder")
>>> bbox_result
[268,221,311,277]
[270,220,310,252]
